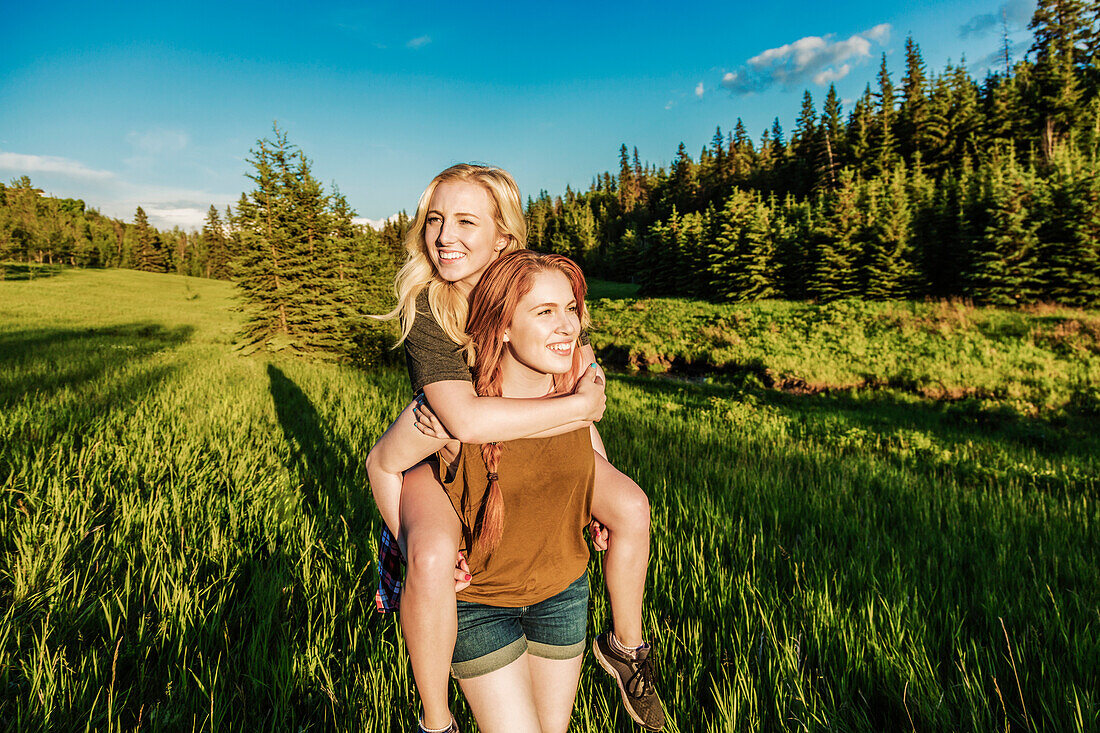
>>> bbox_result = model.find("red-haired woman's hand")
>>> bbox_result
[589,520,609,551]
[453,551,472,592]
[575,363,606,422]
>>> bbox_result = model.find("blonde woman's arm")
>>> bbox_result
[420,362,605,444]
[422,342,609,443]
[364,399,451,544]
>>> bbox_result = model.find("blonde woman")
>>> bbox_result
[366,164,665,732]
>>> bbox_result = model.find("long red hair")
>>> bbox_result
[465,251,590,555]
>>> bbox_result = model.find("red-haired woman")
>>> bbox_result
[434,250,599,731]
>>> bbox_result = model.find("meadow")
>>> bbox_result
[1,267,1098,732]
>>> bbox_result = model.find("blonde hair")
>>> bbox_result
[378,164,527,348]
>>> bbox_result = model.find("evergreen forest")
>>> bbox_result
[528,1,1100,306]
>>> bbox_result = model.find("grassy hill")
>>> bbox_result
[1,268,1098,731]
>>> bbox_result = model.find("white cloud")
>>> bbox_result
[106,184,239,231]
[142,206,209,230]
[814,64,851,85]
[0,150,115,181]
[2,148,234,232]
[406,35,431,49]
[695,82,705,98]
[126,129,190,155]
[959,0,1035,38]
[353,213,400,230]
[719,24,891,95]
[863,23,891,43]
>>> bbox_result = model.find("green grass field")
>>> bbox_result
[2,267,1098,731]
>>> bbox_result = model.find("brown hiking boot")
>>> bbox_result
[593,632,666,731]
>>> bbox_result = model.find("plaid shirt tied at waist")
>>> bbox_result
[374,525,404,612]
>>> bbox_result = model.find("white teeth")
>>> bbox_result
[547,343,572,353]
[439,251,465,261]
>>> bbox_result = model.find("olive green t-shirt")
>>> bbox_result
[404,290,590,395]
[438,427,594,606]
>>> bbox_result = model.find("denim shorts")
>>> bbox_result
[450,572,589,679]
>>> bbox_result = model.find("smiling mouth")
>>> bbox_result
[547,342,573,355]
[438,251,465,262]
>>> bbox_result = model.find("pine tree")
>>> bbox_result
[773,195,814,298]
[900,36,930,162]
[982,72,1019,145]
[709,189,776,301]
[922,72,953,174]
[1028,0,1090,157]
[945,61,981,167]
[675,210,708,297]
[668,142,697,212]
[792,91,819,195]
[330,186,399,361]
[966,152,1041,304]
[730,119,754,182]
[863,163,917,298]
[705,126,727,196]
[848,85,875,175]
[809,169,862,300]
[201,205,231,279]
[1040,146,1100,304]
[873,54,899,174]
[233,127,303,351]
[819,85,844,187]
[618,144,635,211]
[133,206,166,273]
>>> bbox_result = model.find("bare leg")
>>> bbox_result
[592,454,651,647]
[528,654,583,733]
[399,462,462,730]
[457,653,542,733]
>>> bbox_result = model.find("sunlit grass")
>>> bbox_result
[1,269,1097,731]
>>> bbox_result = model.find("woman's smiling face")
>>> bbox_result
[503,269,580,378]
[424,180,510,293]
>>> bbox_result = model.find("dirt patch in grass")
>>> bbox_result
[1031,317,1100,355]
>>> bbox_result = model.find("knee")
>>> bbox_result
[364,445,384,484]
[605,477,651,538]
[622,481,652,535]
[404,534,459,585]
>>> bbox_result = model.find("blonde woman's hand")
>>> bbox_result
[413,396,453,440]
[454,551,472,592]
[575,363,607,423]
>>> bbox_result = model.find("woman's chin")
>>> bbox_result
[545,356,575,375]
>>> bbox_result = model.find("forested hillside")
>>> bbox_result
[528,0,1100,306]
[0,177,409,284]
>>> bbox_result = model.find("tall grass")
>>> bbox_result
[1,268,1097,731]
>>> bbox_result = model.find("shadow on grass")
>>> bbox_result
[0,323,193,408]
[0,262,66,280]
[609,369,1100,469]
[588,279,640,300]
[264,364,398,671]
[266,365,359,523]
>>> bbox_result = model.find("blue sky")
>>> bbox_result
[1,0,1036,230]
